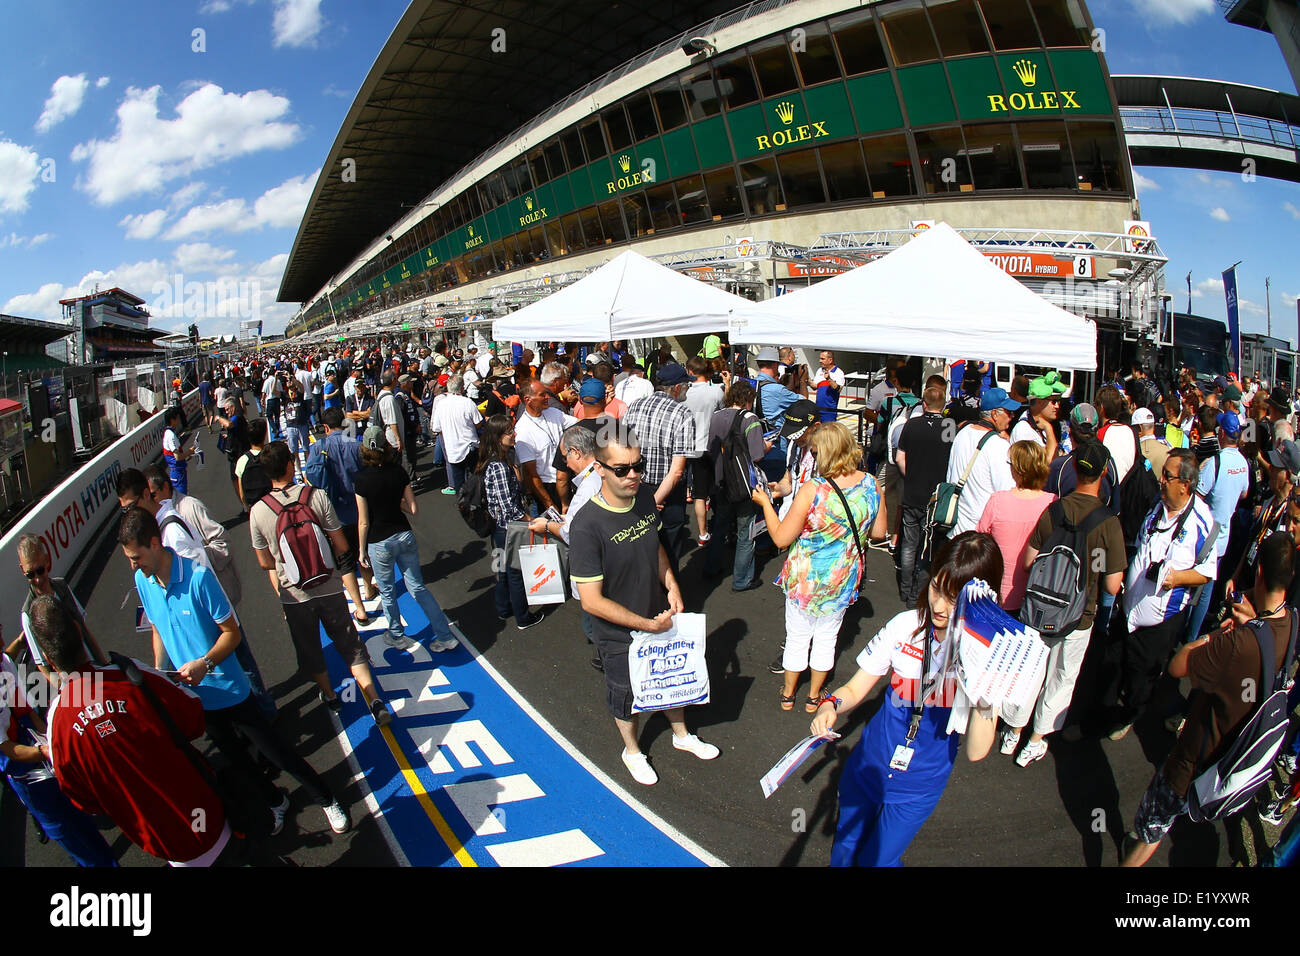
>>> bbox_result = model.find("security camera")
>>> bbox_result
[681,36,716,57]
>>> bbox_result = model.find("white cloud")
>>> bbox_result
[200,0,233,11]
[118,208,168,239]
[1192,277,1224,299]
[1284,201,1300,220]
[172,242,237,273]
[96,76,110,88]
[70,83,300,205]
[272,0,324,48]
[1283,292,1298,309]
[0,140,42,215]
[0,232,52,249]
[1138,0,1216,25]
[164,169,317,238]
[1,251,299,336]
[36,74,90,133]
[168,181,206,210]
[1131,170,1161,192]
[1210,207,1230,222]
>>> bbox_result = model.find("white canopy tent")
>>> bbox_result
[490,249,745,342]
[729,222,1098,370]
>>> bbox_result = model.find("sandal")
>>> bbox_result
[779,693,795,712]
[806,696,824,714]
[352,611,371,625]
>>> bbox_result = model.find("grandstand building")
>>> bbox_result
[281,0,1175,376]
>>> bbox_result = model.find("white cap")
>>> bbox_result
[1131,408,1155,426]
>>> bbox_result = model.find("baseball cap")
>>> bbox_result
[1075,441,1108,479]
[1216,411,1242,437]
[362,425,386,451]
[397,373,412,385]
[1267,439,1300,473]
[1213,375,1230,392]
[781,400,820,439]
[1223,384,1242,403]
[586,351,610,366]
[980,387,1021,413]
[656,362,690,387]
[1070,402,1100,429]
[1131,407,1155,426]
[1028,372,1068,399]
[579,378,606,404]
[755,347,780,364]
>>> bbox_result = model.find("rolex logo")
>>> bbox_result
[468,225,474,236]
[1012,58,1037,87]
[525,196,534,211]
[774,101,795,125]
[618,154,631,173]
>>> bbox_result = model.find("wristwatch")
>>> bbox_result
[202,655,217,673]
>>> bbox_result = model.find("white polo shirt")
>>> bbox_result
[1123,496,1218,630]
[514,407,576,483]
[945,423,1014,535]
[431,394,482,465]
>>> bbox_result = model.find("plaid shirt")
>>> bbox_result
[622,391,697,486]
[483,459,526,525]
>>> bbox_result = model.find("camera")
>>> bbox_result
[1144,561,1163,584]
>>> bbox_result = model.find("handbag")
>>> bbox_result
[517,530,566,607]
[927,427,997,530]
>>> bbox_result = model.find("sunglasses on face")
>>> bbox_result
[1160,471,1184,483]
[24,566,47,580]
[602,458,647,477]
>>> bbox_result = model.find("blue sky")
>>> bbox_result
[0,0,1296,339]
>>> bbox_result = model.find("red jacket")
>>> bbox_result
[48,661,226,862]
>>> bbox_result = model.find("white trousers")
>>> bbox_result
[783,600,847,673]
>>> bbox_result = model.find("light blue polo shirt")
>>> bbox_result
[751,372,802,467]
[1197,446,1249,559]
[136,550,249,710]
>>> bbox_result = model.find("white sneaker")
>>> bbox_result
[672,733,720,760]
[999,727,1022,756]
[429,637,459,653]
[1015,739,1048,767]
[322,801,350,834]
[269,790,290,836]
[621,748,658,785]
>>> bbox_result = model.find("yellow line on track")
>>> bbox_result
[375,721,478,867]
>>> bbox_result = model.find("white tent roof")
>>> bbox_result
[491,249,744,342]
[730,222,1097,370]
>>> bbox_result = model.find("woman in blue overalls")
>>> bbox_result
[811,532,1002,866]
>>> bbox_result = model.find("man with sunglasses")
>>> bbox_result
[1010,375,1066,460]
[569,425,718,786]
[1101,449,1217,741]
[14,534,106,684]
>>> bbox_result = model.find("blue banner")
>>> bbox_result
[1223,267,1241,377]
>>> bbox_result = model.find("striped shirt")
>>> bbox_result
[1123,496,1218,630]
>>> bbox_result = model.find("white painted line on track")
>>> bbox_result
[332,712,411,867]
[447,622,728,867]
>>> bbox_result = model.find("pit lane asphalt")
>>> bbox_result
[5,405,1256,868]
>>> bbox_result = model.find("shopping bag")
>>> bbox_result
[519,534,566,606]
[628,613,709,713]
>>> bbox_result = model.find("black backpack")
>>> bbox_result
[1021,500,1116,636]
[1117,428,1160,547]
[240,450,273,508]
[457,468,493,537]
[397,391,421,439]
[719,409,761,503]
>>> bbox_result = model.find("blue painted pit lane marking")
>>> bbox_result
[321,586,723,867]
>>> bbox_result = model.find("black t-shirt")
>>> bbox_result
[897,412,952,510]
[1047,444,1117,510]
[353,462,411,543]
[568,486,666,644]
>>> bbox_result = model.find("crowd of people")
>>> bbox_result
[3,334,1297,869]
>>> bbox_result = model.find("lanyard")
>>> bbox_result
[906,628,936,744]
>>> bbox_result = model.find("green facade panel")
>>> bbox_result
[1047,49,1114,115]
[846,72,903,133]
[660,125,698,178]
[897,62,957,126]
[728,102,772,160]
[802,82,852,138]
[946,56,1005,120]
[691,115,733,169]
